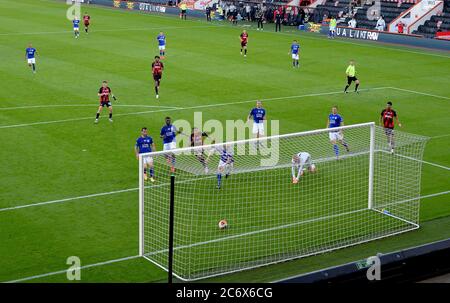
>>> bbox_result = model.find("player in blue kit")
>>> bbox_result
[73,17,80,38]
[247,100,266,140]
[25,43,37,74]
[215,145,234,189]
[135,127,156,182]
[157,32,166,59]
[160,117,181,172]
[326,106,350,159]
[289,40,300,68]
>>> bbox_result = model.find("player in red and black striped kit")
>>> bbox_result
[240,30,248,57]
[380,101,402,153]
[95,80,116,124]
[152,56,164,99]
[83,13,90,34]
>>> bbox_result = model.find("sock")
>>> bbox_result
[342,141,350,151]
[333,144,339,156]
[95,112,100,119]
[297,61,300,67]
[109,113,112,119]
[293,61,296,67]
[344,85,349,92]
[244,49,247,55]
[240,48,243,53]
[150,168,154,177]
[144,168,147,175]
[155,86,159,95]
[355,83,359,92]
[217,174,222,187]
[32,64,36,72]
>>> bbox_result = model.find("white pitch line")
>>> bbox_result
[0,25,221,37]
[4,255,140,283]
[393,152,450,171]
[431,134,450,139]
[0,104,181,110]
[0,175,213,213]
[0,87,386,130]
[3,189,449,283]
[388,87,450,100]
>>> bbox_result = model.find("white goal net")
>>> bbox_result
[138,122,428,281]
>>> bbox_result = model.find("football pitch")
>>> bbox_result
[0,0,449,283]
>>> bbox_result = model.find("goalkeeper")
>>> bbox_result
[291,152,316,184]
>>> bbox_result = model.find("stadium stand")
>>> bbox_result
[412,0,450,38]
[315,1,415,30]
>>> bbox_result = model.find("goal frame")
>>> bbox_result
[138,121,423,281]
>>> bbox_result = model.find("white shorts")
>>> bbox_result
[252,122,264,135]
[292,53,299,60]
[27,58,36,64]
[159,45,166,50]
[142,155,154,165]
[74,27,79,31]
[163,142,176,151]
[330,26,336,32]
[329,131,344,141]
[218,160,233,168]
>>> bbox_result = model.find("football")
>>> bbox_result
[218,219,228,230]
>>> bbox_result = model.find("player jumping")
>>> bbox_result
[289,40,300,68]
[25,43,37,74]
[240,30,248,57]
[291,152,316,184]
[135,127,156,182]
[380,101,402,154]
[83,12,91,34]
[327,106,350,159]
[152,56,164,99]
[95,80,116,124]
[73,17,80,38]
[157,32,166,59]
[344,60,360,93]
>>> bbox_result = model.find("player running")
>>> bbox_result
[152,56,164,99]
[289,40,300,68]
[25,43,37,74]
[94,80,116,124]
[380,101,402,154]
[157,32,166,59]
[160,117,181,172]
[247,101,266,149]
[191,127,213,174]
[291,152,316,184]
[215,145,234,189]
[73,17,80,38]
[83,13,91,34]
[135,127,156,182]
[240,30,248,57]
[344,60,360,93]
[326,106,350,159]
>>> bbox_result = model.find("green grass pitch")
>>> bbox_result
[0,0,449,282]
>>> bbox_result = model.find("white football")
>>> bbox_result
[218,219,228,230]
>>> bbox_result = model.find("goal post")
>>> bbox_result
[138,122,428,281]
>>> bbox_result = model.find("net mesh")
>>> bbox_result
[140,123,428,281]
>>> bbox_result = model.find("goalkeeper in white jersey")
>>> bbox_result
[291,152,316,184]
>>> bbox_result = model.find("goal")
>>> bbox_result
[138,122,428,281]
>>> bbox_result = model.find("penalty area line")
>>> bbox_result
[0,87,387,130]
[4,255,140,283]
